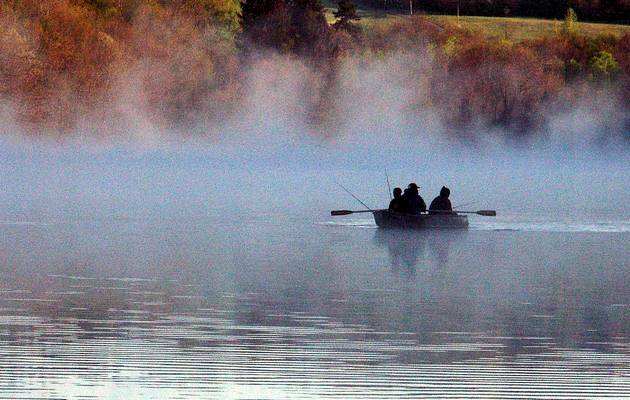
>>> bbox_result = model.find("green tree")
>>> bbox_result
[240,0,334,60]
[589,51,619,80]
[241,0,293,52]
[562,7,578,35]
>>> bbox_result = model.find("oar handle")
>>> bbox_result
[476,210,497,216]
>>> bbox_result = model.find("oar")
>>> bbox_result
[331,209,496,216]
[331,209,384,216]
[431,209,496,216]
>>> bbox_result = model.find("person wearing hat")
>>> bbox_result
[429,186,453,215]
[401,182,426,214]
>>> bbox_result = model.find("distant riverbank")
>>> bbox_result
[1,1,628,144]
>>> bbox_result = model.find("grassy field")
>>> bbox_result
[322,1,630,41]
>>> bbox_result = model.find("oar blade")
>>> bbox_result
[476,210,496,216]
[331,210,353,216]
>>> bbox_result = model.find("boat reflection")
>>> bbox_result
[374,229,425,277]
[374,229,468,275]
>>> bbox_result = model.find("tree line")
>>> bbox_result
[0,0,627,141]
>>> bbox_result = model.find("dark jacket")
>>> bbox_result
[429,196,453,214]
[388,197,405,213]
[402,190,427,214]
[429,186,453,214]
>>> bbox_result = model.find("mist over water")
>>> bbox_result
[1,48,628,223]
[1,129,628,228]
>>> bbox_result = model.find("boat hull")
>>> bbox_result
[373,210,469,229]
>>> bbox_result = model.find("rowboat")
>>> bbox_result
[332,184,493,229]
[372,210,469,229]
[331,208,492,229]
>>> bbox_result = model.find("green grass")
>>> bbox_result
[322,1,630,41]
[424,15,630,41]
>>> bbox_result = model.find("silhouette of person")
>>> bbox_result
[401,183,426,214]
[388,187,404,213]
[429,186,453,214]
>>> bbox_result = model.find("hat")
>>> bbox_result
[408,182,419,189]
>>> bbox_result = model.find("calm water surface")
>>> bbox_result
[0,213,628,399]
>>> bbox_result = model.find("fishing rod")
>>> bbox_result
[385,168,392,200]
[336,182,373,211]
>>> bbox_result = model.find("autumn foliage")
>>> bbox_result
[0,0,627,140]
[0,0,241,133]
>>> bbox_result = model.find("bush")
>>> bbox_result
[565,58,582,80]
[589,51,620,80]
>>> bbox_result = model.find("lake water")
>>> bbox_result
[0,211,628,399]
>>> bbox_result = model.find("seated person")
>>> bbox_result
[429,186,453,214]
[388,187,404,212]
[401,183,426,214]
